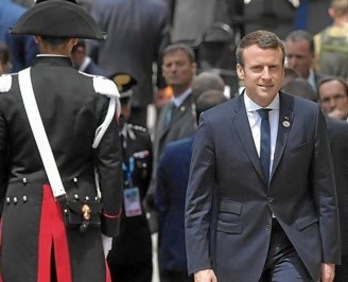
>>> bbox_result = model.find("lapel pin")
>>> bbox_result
[282,120,291,127]
[180,106,185,112]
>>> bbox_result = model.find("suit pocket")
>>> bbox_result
[286,139,310,151]
[216,199,243,234]
[295,214,318,231]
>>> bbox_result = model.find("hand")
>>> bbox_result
[320,263,335,282]
[101,234,113,258]
[194,269,217,282]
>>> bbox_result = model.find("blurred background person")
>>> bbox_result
[71,39,106,76]
[0,0,38,71]
[281,77,317,102]
[318,76,348,121]
[314,0,348,82]
[191,71,226,99]
[156,89,227,282]
[107,73,153,282]
[146,43,197,233]
[284,29,326,92]
[87,0,171,128]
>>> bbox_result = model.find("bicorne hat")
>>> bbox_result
[9,0,106,40]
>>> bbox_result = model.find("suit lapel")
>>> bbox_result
[231,95,265,182]
[271,93,294,179]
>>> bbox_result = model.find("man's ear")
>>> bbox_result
[237,64,245,80]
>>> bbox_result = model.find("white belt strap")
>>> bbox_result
[18,68,66,198]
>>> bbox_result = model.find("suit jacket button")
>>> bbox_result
[267,197,274,203]
[266,224,271,231]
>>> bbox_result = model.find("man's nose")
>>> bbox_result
[261,67,272,79]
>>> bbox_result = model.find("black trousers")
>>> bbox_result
[108,260,153,282]
[259,219,314,282]
[159,269,194,282]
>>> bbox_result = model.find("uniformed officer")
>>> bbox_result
[0,1,123,281]
[107,73,154,282]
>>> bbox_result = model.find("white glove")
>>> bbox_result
[101,234,113,258]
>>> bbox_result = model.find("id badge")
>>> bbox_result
[123,187,142,217]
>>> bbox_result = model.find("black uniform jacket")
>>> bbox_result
[0,56,123,282]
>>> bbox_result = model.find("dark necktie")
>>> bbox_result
[257,109,271,183]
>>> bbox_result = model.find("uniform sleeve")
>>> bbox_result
[95,104,123,237]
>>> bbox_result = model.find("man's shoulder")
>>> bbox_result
[161,137,193,162]
[80,73,120,100]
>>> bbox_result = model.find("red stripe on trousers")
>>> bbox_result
[38,185,72,282]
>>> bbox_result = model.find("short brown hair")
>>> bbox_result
[236,30,285,67]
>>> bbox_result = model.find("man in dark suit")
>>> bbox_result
[185,30,340,282]
[87,0,170,127]
[146,43,197,233]
[156,89,227,282]
[285,29,326,93]
[0,1,123,281]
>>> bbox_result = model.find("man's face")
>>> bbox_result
[237,44,284,107]
[319,80,348,118]
[162,50,196,94]
[285,39,314,79]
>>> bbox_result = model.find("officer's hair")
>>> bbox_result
[236,30,285,68]
[285,30,315,55]
[318,76,348,97]
[162,43,196,63]
[41,36,71,47]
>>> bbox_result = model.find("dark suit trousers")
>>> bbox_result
[159,269,194,282]
[259,220,314,282]
[334,254,348,282]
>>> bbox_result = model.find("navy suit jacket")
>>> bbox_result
[156,137,193,271]
[185,92,340,282]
